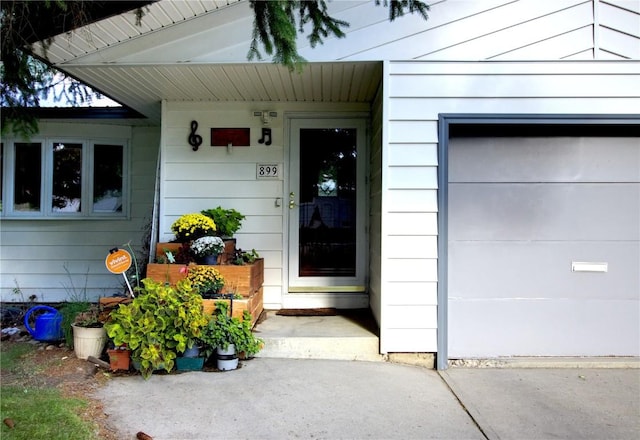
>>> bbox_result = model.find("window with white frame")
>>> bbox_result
[1,138,128,218]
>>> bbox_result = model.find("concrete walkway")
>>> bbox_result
[95,358,640,440]
[441,367,640,440]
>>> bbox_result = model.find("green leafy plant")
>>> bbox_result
[201,207,246,238]
[105,278,209,379]
[233,248,260,265]
[201,301,263,359]
[72,304,104,328]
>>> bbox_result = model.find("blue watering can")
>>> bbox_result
[24,305,63,342]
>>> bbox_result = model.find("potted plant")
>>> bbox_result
[107,344,131,371]
[105,278,209,379]
[71,305,107,360]
[201,207,245,238]
[185,265,225,299]
[233,248,260,265]
[201,301,263,371]
[190,236,225,265]
[201,207,246,264]
[170,213,217,242]
[175,339,206,371]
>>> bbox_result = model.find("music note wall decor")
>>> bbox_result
[258,127,272,145]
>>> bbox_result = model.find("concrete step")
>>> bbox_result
[252,311,384,362]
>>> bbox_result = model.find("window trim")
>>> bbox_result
[2,137,129,219]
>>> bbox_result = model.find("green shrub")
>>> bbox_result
[105,278,208,379]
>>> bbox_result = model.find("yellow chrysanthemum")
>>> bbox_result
[171,213,216,241]
[186,265,225,295]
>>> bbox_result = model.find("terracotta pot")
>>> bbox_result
[107,349,131,371]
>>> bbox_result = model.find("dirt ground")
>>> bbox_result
[0,337,121,440]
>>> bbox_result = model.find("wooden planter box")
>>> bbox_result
[145,263,187,285]
[155,242,184,259]
[215,258,263,297]
[202,287,263,327]
[145,258,264,298]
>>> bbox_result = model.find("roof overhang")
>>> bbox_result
[28,0,383,124]
[56,62,383,123]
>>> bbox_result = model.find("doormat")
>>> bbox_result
[276,308,337,316]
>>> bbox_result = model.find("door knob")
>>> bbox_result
[289,192,296,209]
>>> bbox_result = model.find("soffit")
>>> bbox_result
[59,62,382,123]
[31,0,381,124]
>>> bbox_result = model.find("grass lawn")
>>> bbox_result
[0,342,102,440]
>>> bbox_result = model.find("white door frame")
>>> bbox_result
[282,113,370,309]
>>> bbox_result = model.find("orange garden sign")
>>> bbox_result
[105,248,132,274]
[106,248,135,297]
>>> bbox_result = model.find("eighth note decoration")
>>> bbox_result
[258,127,272,145]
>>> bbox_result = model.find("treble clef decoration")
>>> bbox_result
[188,120,203,151]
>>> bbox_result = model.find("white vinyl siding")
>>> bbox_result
[599,1,640,58]
[0,124,159,302]
[381,60,640,353]
[300,0,640,62]
[159,100,369,309]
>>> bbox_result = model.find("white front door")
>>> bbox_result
[286,117,368,307]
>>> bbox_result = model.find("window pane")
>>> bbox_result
[14,142,42,212]
[52,142,82,212]
[93,144,123,213]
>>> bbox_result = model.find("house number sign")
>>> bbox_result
[257,164,280,179]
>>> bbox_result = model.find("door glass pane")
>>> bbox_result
[52,142,82,212]
[93,144,123,213]
[299,128,357,277]
[14,142,41,212]
[0,143,3,212]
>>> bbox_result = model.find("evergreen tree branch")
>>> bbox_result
[376,0,430,21]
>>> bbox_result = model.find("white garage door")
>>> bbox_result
[448,136,640,358]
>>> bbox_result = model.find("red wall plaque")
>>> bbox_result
[211,128,250,146]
